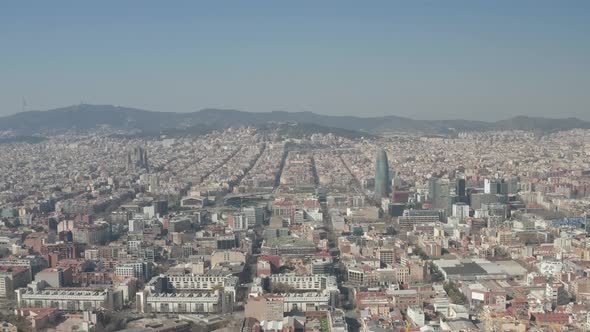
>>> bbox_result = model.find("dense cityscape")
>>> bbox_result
[0,125,589,331]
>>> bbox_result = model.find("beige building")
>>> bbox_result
[374,265,410,285]
[245,294,284,321]
[210,250,246,268]
[572,277,590,300]
[376,248,395,266]
[408,259,428,283]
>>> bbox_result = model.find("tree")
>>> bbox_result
[270,282,294,293]
[0,312,29,332]
[413,246,430,260]
[352,226,364,236]
[430,263,445,282]
[444,282,467,304]
[319,317,330,331]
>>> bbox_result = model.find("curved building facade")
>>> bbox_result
[374,149,390,199]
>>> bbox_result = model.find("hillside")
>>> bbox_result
[1,104,588,136]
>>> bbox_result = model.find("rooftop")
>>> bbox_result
[265,236,314,247]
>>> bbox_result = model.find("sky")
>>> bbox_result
[1,1,589,121]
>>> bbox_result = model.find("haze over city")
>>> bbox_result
[1,1,589,120]
[2,2,590,332]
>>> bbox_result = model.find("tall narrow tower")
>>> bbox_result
[374,149,390,200]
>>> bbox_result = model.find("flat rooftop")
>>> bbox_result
[434,259,527,278]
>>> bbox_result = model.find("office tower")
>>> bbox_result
[148,175,159,193]
[452,202,470,221]
[455,174,467,204]
[496,177,518,196]
[428,177,438,203]
[374,149,390,200]
[243,206,264,226]
[470,193,503,210]
[484,178,499,195]
[429,177,451,215]
[507,177,519,195]
[456,176,466,198]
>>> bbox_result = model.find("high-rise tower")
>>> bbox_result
[374,149,390,200]
[429,176,451,215]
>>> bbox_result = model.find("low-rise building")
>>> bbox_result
[135,274,238,314]
[269,274,337,292]
[407,305,425,327]
[72,222,110,245]
[282,292,331,312]
[15,282,123,311]
[115,261,152,281]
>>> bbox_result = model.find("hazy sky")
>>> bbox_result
[1,1,589,120]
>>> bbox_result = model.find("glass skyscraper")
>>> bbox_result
[374,149,390,199]
[429,176,451,215]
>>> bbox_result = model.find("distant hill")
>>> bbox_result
[492,115,590,131]
[255,122,372,139]
[0,104,588,136]
[0,135,46,144]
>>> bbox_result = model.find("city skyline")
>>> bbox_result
[2,106,590,331]
[2,2,590,331]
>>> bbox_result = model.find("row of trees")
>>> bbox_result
[443,281,467,304]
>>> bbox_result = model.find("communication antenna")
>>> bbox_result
[21,97,27,112]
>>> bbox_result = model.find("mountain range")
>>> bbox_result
[0,104,588,136]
